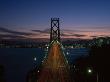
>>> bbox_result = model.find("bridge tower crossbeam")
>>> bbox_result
[50,18,60,43]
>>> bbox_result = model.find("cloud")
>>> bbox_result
[72,34,86,37]
[32,28,88,34]
[0,34,26,39]
[32,30,45,33]
[61,29,91,32]
[61,33,86,37]
[88,26,110,29]
[32,28,50,33]
[2,27,109,40]
[32,28,87,38]
[90,36,98,38]
[0,27,33,36]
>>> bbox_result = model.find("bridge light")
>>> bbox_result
[66,52,69,55]
[34,57,36,61]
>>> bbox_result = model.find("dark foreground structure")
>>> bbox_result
[73,44,110,82]
[0,65,6,82]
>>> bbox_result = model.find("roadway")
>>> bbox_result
[37,41,73,82]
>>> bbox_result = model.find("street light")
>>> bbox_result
[86,68,93,82]
[87,68,98,82]
[87,68,92,74]
[88,69,92,73]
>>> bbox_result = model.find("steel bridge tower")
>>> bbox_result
[50,18,60,42]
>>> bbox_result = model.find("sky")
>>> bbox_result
[0,0,110,39]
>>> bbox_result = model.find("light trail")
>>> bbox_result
[37,40,73,82]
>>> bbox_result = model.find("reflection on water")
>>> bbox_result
[0,48,89,82]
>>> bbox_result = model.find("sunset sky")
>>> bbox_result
[0,0,110,39]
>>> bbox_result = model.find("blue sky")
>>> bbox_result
[0,0,110,39]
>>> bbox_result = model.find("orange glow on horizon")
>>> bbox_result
[24,31,110,39]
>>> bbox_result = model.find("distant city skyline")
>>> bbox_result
[0,0,110,39]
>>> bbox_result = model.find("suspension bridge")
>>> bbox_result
[27,18,73,82]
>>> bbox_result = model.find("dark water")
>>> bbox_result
[65,48,89,64]
[0,48,89,82]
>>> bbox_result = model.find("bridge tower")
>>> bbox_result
[50,18,60,42]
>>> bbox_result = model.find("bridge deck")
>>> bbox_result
[37,41,73,82]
